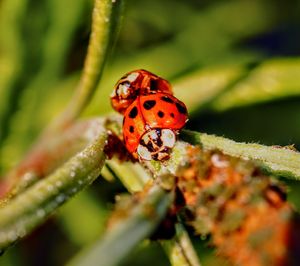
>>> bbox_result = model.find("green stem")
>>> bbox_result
[182,129,300,180]
[162,224,202,266]
[104,160,202,266]
[49,0,123,131]
[1,119,106,198]
[68,185,173,266]
[0,127,107,251]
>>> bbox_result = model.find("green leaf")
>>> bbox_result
[105,158,201,266]
[1,119,107,197]
[0,0,123,169]
[209,58,300,111]
[173,65,247,114]
[51,0,123,130]
[106,160,152,193]
[182,130,300,180]
[0,124,107,251]
[162,224,202,266]
[68,184,173,266]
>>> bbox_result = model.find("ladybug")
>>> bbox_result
[111,69,172,114]
[122,92,188,161]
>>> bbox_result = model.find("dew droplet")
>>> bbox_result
[48,201,58,210]
[47,185,54,192]
[36,209,46,218]
[70,171,76,178]
[56,194,66,204]
[71,187,78,194]
[55,180,62,187]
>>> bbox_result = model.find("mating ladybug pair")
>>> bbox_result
[110,69,188,161]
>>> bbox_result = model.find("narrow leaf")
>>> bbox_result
[68,184,173,266]
[173,65,246,114]
[182,130,300,180]
[0,126,107,251]
[50,0,123,131]
[162,224,202,266]
[1,119,107,198]
[105,159,201,266]
[210,58,300,111]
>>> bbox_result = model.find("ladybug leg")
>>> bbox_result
[137,129,176,161]
[104,131,137,162]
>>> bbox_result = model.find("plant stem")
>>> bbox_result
[48,0,123,132]
[68,184,173,266]
[104,160,202,266]
[182,130,300,180]
[0,119,106,198]
[0,126,107,251]
[162,224,202,266]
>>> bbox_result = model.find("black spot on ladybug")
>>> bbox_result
[155,136,163,147]
[129,126,134,133]
[150,79,158,91]
[140,138,146,146]
[161,95,173,103]
[143,100,156,110]
[176,102,187,114]
[129,106,138,118]
[146,142,155,152]
[170,113,175,118]
[152,129,163,147]
[156,128,162,137]
[158,111,164,118]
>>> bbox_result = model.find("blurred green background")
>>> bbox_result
[1,0,300,265]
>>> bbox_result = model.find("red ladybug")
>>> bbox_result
[122,92,188,161]
[111,69,172,114]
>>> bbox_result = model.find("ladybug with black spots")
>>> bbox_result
[111,69,172,114]
[111,70,188,161]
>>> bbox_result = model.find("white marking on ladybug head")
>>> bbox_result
[161,129,176,148]
[118,82,131,97]
[137,128,176,161]
[137,144,152,161]
[127,72,139,82]
[149,130,159,140]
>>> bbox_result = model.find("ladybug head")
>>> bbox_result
[137,128,176,161]
[111,83,138,114]
[110,69,173,114]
